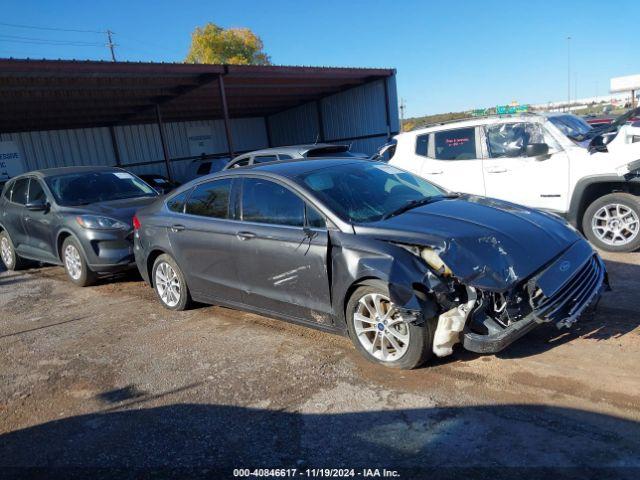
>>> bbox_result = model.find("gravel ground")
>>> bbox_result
[0,252,639,479]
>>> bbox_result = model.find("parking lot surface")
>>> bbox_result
[1,252,639,477]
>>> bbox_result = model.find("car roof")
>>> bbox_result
[400,113,547,136]
[233,157,369,178]
[233,143,348,160]
[15,165,123,179]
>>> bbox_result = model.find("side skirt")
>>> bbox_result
[191,291,347,337]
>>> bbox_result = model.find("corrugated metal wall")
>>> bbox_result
[1,74,398,181]
[267,76,399,153]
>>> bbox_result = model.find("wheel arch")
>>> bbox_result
[568,175,640,228]
[146,248,172,285]
[56,230,76,261]
[342,276,384,319]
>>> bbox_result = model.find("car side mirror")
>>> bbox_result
[526,143,550,160]
[26,199,48,211]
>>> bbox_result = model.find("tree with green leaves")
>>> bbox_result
[185,23,271,65]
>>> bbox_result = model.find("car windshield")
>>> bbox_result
[548,115,593,141]
[298,162,444,223]
[46,171,156,206]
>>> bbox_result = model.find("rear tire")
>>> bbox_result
[345,280,435,369]
[582,193,640,252]
[0,231,25,271]
[152,254,191,311]
[62,237,96,287]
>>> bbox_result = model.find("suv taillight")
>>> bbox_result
[133,215,141,230]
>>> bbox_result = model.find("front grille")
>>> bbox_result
[531,255,605,327]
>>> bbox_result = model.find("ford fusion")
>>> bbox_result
[0,166,157,285]
[133,159,607,369]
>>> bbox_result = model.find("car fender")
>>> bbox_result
[55,227,85,261]
[329,231,440,328]
[567,174,640,226]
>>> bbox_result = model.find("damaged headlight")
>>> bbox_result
[397,244,453,277]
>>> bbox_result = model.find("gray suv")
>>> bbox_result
[0,166,157,285]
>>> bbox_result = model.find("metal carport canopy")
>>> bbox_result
[0,59,396,133]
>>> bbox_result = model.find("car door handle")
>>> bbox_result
[236,231,256,241]
[170,224,185,232]
[424,170,443,175]
[486,167,508,173]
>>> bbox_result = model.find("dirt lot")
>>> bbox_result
[1,251,639,478]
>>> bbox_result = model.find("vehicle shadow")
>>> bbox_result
[0,401,638,479]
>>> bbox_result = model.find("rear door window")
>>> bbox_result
[185,179,232,219]
[11,178,29,205]
[241,178,304,227]
[167,190,190,213]
[278,154,293,160]
[434,128,477,160]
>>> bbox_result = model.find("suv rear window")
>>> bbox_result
[415,134,429,156]
[11,178,29,205]
[2,180,13,200]
[434,128,476,160]
[253,155,278,164]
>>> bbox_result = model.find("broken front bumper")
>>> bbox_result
[461,241,607,354]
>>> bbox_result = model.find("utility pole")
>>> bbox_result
[106,30,116,62]
[566,36,571,112]
[399,98,406,131]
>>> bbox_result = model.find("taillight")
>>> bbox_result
[133,215,141,230]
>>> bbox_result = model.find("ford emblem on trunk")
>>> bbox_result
[559,261,571,272]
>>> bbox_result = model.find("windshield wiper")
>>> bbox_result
[381,194,458,220]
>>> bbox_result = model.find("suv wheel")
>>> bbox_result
[62,237,96,286]
[583,193,640,252]
[345,281,435,369]
[0,231,24,271]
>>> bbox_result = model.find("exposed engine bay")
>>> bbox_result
[396,239,608,358]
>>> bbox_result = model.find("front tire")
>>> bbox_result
[62,237,96,287]
[345,281,435,369]
[582,193,640,252]
[0,231,25,271]
[152,254,191,311]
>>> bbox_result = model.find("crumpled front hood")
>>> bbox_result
[354,195,583,291]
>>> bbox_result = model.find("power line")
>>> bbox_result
[0,23,117,59]
[0,34,103,46]
[0,21,105,34]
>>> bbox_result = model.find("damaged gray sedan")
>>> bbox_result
[133,159,608,369]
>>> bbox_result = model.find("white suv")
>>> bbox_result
[387,110,640,252]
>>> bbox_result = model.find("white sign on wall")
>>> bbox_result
[187,126,215,157]
[0,141,25,181]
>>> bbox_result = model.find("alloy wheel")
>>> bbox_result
[353,293,410,362]
[591,203,640,247]
[1,237,13,267]
[155,261,181,308]
[64,244,82,280]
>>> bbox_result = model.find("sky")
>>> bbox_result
[1,0,638,117]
